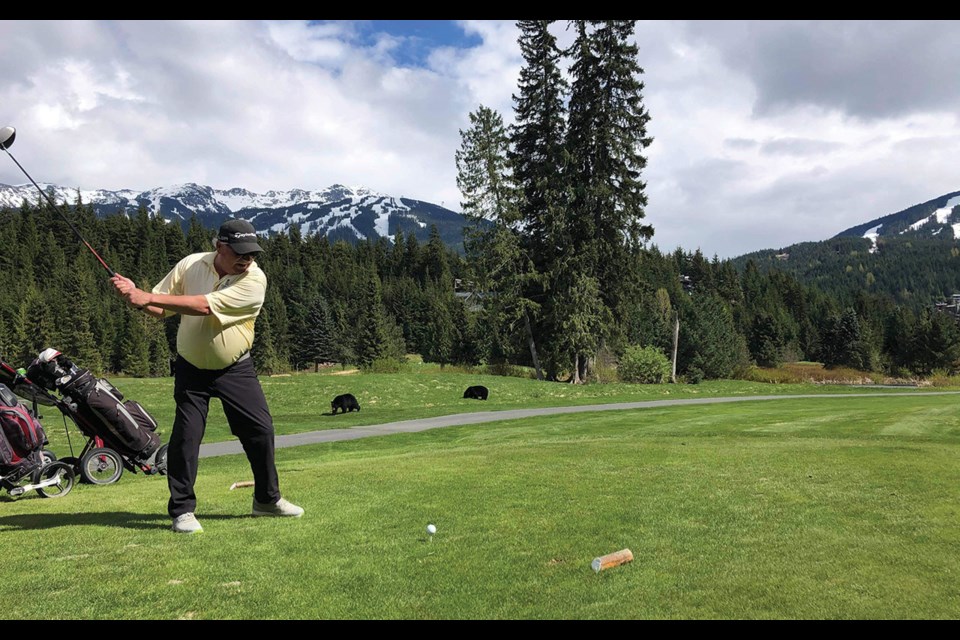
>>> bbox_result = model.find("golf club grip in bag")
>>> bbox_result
[60,370,160,461]
[0,383,46,470]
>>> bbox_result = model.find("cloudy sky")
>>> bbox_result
[0,20,957,259]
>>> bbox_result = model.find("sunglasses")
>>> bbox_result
[226,245,260,260]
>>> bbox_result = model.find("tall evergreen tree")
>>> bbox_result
[910,308,960,375]
[559,19,653,380]
[354,268,390,367]
[120,309,151,377]
[421,281,456,367]
[558,272,607,382]
[566,20,653,296]
[301,295,339,371]
[147,315,172,376]
[185,215,212,254]
[456,105,543,377]
[679,293,750,380]
[511,20,569,266]
[509,20,573,380]
[62,254,104,374]
[820,308,874,371]
[422,225,452,284]
[252,304,286,375]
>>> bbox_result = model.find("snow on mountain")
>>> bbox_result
[862,224,882,253]
[0,182,140,210]
[214,184,380,212]
[0,181,469,250]
[905,195,960,237]
[0,181,382,215]
[837,190,960,244]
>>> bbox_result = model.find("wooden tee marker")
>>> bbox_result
[592,548,634,573]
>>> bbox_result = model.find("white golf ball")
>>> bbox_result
[427,524,437,535]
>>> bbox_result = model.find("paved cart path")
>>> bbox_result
[197,391,960,458]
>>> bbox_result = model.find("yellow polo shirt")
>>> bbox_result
[152,252,266,370]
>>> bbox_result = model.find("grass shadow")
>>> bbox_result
[0,511,250,531]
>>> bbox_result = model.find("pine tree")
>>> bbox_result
[62,254,104,374]
[423,225,452,284]
[7,284,34,366]
[163,222,189,273]
[301,295,339,371]
[354,268,389,367]
[148,316,172,376]
[263,286,290,369]
[451,296,480,366]
[820,308,875,371]
[511,20,568,267]
[456,104,543,377]
[509,20,572,380]
[750,312,786,368]
[566,20,653,309]
[551,20,654,380]
[120,309,151,377]
[403,232,421,282]
[390,228,406,277]
[910,308,960,375]
[678,293,750,380]
[252,304,285,375]
[421,281,456,367]
[185,215,212,254]
[558,272,607,383]
[389,275,432,354]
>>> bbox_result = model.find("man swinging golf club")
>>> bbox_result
[2,126,300,531]
[111,219,303,533]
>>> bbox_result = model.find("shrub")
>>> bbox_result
[590,346,620,383]
[740,362,887,384]
[928,369,960,387]
[484,363,535,379]
[686,366,704,384]
[361,357,409,374]
[618,345,671,384]
[591,362,620,383]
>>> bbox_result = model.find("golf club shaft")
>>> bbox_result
[1,147,116,277]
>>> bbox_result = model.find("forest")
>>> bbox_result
[0,200,956,381]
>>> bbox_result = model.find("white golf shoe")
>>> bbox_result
[252,497,304,518]
[171,512,203,534]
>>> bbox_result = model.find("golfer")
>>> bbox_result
[111,218,303,533]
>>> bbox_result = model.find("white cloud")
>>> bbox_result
[0,19,957,259]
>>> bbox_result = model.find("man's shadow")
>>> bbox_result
[0,511,248,531]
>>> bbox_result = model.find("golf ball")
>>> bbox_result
[427,524,437,535]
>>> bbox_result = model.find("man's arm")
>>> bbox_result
[139,291,211,317]
[112,274,212,317]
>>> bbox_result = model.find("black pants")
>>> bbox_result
[167,354,280,517]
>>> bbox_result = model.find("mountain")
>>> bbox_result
[834,191,960,253]
[730,190,960,309]
[0,182,470,250]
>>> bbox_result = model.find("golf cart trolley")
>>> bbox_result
[0,365,75,499]
[16,348,168,486]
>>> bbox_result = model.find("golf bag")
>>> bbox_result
[0,383,46,473]
[27,349,166,475]
[0,372,76,499]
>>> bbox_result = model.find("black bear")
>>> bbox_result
[331,393,361,414]
[463,385,489,400]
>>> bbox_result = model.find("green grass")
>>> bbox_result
[3,389,959,619]
[50,370,954,449]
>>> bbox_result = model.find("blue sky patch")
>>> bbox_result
[318,20,483,67]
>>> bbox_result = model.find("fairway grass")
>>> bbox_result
[2,392,959,619]
[42,370,951,449]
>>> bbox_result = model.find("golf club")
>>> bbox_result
[0,126,116,277]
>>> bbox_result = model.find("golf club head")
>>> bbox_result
[0,126,15,150]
